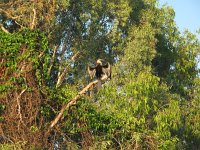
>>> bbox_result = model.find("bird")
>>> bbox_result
[88,59,111,80]
[88,59,111,93]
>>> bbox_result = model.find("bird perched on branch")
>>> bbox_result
[88,59,111,80]
[88,59,111,92]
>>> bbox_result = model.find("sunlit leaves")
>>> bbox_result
[1,0,200,149]
[0,29,48,90]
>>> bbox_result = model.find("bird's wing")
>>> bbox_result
[88,65,96,79]
[102,62,111,79]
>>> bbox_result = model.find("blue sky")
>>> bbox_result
[159,0,200,39]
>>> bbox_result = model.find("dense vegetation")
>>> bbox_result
[0,0,199,149]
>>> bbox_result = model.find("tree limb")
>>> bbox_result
[50,75,108,129]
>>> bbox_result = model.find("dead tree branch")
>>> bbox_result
[31,8,36,29]
[50,75,108,129]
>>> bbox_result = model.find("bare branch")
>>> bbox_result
[56,68,68,88]
[16,88,27,127]
[50,75,108,129]
[71,51,80,62]
[56,51,80,88]
[14,20,25,28]
[0,24,10,33]
[31,8,36,29]
[0,8,23,19]
[0,9,24,29]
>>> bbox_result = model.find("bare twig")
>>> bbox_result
[0,24,10,33]
[31,8,36,29]
[50,75,108,129]
[14,20,25,28]
[71,51,80,62]
[0,8,24,29]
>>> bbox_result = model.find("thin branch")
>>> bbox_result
[31,8,36,29]
[56,51,80,88]
[14,20,25,28]
[0,24,10,33]
[71,52,80,62]
[0,8,23,19]
[0,9,24,29]
[56,68,68,88]
[50,75,108,129]
[16,88,27,127]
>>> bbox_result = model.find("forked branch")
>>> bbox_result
[16,88,27,127]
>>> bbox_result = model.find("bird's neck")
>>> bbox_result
[97,63,102,66]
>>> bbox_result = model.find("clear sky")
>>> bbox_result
[159,0,200,39]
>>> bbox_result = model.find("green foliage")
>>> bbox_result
[155,100,180,137]
[63,99,118,136]
[94,70,169,148]
[0,29,48,91]
[0,141,26,150]
[178,78,200,149]
[169,31,200,98]
[1,0,200,149]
